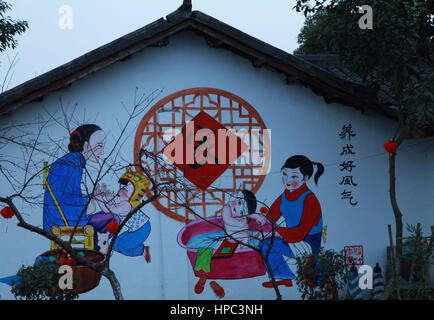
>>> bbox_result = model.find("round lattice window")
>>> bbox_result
[134,88,270,223]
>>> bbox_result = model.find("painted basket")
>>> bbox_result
[40,248,105,294]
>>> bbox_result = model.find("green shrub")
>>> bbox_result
[11,260,78,300]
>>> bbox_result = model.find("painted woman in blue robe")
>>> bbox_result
[43,124,105,232]
[0,125,107,287]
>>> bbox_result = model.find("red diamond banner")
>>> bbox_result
[162,111,248,190]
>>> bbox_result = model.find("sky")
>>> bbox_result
[0,0,306,91]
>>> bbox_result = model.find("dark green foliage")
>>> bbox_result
[399,224,433,299]
[385,223,434,300]
[295,247,349,300]
[0,1,28,52]
[294,10,339,54]
[11,260,78,300]
[294,0,434,129]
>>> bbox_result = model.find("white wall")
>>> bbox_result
[0,30,433,300]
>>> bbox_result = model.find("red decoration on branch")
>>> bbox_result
[259,206,268,214]
[1,207,14,219]
[384,140,398,155]
[107,221,119,234]
[65,257,75,266]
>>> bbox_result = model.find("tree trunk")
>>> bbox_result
[388,148,404,299]
[388,224,401,299]
[261,253,283,300]
[102,268,124,300]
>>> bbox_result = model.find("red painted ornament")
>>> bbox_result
[107,221,119,234]
[384,140,398,155]
[144,246,150,263]
[0,207,14,219]
[259,206,268,214]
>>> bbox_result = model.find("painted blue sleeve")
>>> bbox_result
[61,162,88,207]
[48,159,87,208]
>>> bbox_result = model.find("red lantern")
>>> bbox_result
[107,221,119,234]
[1,207,14,219]
[384,140,398,155]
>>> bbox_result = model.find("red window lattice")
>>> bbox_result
[134,88,270,223]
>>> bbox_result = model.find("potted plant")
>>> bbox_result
[11,259,78,300]
[386,223,433,300]
[295,247,349,300]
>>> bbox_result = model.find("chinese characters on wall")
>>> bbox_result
[339,124,358,206]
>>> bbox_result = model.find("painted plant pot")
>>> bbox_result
[177,216,270,280]
[40,248,105,294]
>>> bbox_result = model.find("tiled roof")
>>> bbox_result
[0,2,391,122]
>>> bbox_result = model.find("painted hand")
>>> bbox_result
[288,241,312,257]
[105,189,115,204]
[249,213,268,226]
[94,183,104,198]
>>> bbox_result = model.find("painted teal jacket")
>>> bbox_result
[43,152,89,232]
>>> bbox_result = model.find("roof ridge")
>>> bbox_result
[166,0,192,23]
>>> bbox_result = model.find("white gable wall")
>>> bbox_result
[0,30,433,300]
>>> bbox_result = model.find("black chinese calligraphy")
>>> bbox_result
[339,161,356,172]
[338,124,358,206]
[339,124,356,141]
[339,176,358,186]
[341,190,358,206]
[340,144,356,156]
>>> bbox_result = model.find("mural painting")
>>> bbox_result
[44,124,152,262]
[92,168,152,259]
[43,124,105,233]
[133,88,326,297]
[0,87,327,299]
[259,156,325,288]
[0,124,153,293]
[132,87,275,297]
[177,190,271,297]
[177,157,326,296]
[133,88,271,222]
